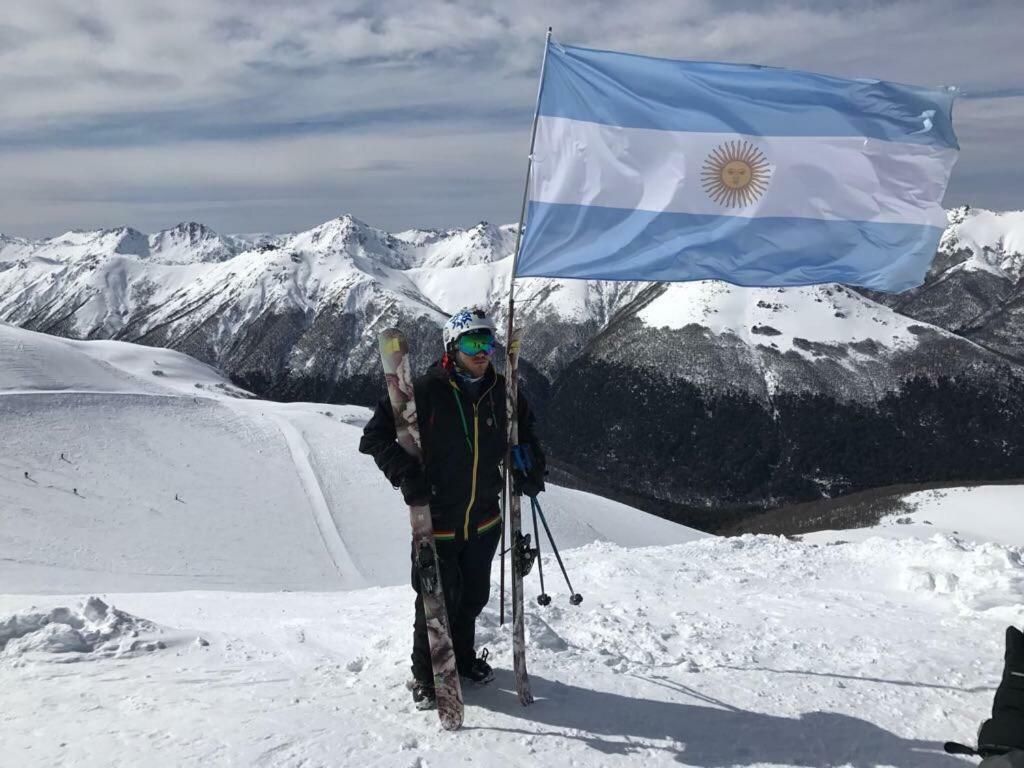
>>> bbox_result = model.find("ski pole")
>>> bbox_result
[499,454,508,625]
[530,491,551,606]
[530,496,582,605]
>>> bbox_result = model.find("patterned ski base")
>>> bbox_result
[379,329,464,731]
[511,527,533,705]
[505,327,534,705]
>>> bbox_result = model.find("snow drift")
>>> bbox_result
[0,597,171,661]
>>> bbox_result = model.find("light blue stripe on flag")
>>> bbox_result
[516,40,959,292]
[518,202,944,292]
[541,43,957,148]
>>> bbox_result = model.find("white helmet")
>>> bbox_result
[442,307,497,351]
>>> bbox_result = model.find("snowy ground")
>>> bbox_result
[2,322,1023,766]
[2,534,1021,767]
[804,486,1024,549]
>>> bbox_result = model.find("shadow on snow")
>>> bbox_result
[468,670,968,767]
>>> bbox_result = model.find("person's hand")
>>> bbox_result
[512,468,544,498]
[401,470,431,506]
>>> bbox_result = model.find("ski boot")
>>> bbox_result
[459,648,494,684]
[408,679,437,711]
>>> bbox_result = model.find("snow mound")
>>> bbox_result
[894,535,1024,617]
[0,597,168,662]
[803,532,1024,624]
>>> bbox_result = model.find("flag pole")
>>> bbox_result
[501,26,552,626]
[507,26,552,289]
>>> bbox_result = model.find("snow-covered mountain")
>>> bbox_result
[0,223,249,266]
[146,221,250,264]
[2,210,1023,517]
[6,211,1012,398]
[0,214,647,404]
[866,206,1024,363]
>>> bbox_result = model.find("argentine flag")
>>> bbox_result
[515,41,958,292]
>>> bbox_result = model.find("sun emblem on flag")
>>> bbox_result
[701,140,772,207]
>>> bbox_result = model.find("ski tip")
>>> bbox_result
[439,713,464,731]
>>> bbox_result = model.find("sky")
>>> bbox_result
[0,0,1021,239]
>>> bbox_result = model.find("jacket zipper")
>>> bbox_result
[461,376,497,540]
[464,405,480,540]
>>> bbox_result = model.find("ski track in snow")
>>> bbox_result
[266,412,367,590]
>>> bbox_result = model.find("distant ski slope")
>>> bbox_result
[803,485,1024,548]
[0,323,704,593]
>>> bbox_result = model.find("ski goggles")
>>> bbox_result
[457,331,496,356]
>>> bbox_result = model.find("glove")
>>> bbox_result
[511,444,544,498]
[512,467,545,498]
[400,470,431,506]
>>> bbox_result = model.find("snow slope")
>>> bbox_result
[1,533,1020,766]
[0,321,250,397]
[804,485,1024,548]
[639,281,924,359]
[0,323,701,594]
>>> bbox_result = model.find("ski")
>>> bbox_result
[504,326,534,705]
[378,329,464,731]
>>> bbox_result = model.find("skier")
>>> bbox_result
[359,307,546,710]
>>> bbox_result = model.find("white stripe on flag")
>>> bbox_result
[530,116,956,227]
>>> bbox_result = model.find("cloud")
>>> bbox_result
[0,122,526,236]
[72,14,115,44]
[0,0,1021,237]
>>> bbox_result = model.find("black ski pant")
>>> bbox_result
[411,523,501,685]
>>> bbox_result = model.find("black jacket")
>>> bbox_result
[359,360,545,541]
